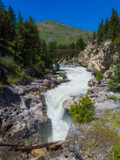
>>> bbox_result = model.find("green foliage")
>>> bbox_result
[92,30,97,40]
[0,56,31,83]
[96,71,104,82]
[109,37,120,47]
[107,96,117,101]
[110,145,120,160]
[69,96,95,123]
[110,8,120,41]
[97,19,104,44]
[97,8,120,43]
[108,63,120,91]
[0,56,17,74]
[58,72,66,79]
[94,48,99,55]
[76,37,85,51]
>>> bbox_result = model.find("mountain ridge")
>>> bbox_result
[36,21,92,45]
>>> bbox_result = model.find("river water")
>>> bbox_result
[44,65,92,142]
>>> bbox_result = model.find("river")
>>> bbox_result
[44,65,92,142]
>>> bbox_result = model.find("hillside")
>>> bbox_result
[36,21,92,45]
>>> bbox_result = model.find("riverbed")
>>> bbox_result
[45,65,92,142]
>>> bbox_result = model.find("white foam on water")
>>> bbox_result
[44,65,92,141]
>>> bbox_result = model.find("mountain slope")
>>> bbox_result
[36,21,92,45]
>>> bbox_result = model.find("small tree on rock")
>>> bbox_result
[69,96,95,123]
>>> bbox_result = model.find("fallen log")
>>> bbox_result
[0,140,64,152]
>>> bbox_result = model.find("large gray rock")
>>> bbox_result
[0,77,65,144]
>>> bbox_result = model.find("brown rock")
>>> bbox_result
[31,148,46,156]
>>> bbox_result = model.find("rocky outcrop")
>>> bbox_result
[78,41,118,77]
[0,77,67,145]
[62,97,79,110]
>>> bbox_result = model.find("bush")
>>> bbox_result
[107,96,117,101]
[0,56,31,83]
[94,49,99,55]
[96,71,104,82]
[69,96,95,123]
[0,56,19,75]
[109,37,120,47]
[110,145,120,160]
[58,72,66,79]
[108,63,120,91]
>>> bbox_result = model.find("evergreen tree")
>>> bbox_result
[92,30,97,40]
[41,40,48,68]
[68,42,76,49]
[110,8,120,41]
[97,19,104,43]
[8,6,16,40]
[18,11,23,24]
[15,20,41,67]
[0,2,15,42]
[0,0,4,8]
[8,6,16,29]
[76,37,85,51]
[28,16,35,24]
[103,18,110,39]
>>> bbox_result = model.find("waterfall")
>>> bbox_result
[44,65,92,142]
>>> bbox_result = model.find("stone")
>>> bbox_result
[31,148,46,156]
[97,154,105,160]
[88,78,97,87]
[0,77,65,145]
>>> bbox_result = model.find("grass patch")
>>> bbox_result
[93,124,120,147]
[99,112,120,129]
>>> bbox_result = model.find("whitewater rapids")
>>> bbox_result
[44,65,92,142]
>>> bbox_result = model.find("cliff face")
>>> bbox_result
[78,41,118,78]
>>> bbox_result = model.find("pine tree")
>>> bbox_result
[97,19,104,43]
[92,30,97,40]
[0,2,15,42]
[15,20,41,67]
[0,0,4,8]
[28,16,35,24]
[18,11,23,24]
[76,38,85,51]
[8,6,16,40]
[103,18,110,39]
[110,8,119,41]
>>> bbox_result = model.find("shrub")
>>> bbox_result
[107,96,117,101]
[0,56,31,83]
[108,63,120,91]
[96,71,104,82]
[69,96,95,123]
[94,49,99,55]
[0,56,20,75]
[58,72,66,79]
[109,37,120,47]
[110,145,120,160]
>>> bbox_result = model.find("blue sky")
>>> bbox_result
[4,0,120,31]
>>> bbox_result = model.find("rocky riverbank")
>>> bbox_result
[60,41,118,79]
[55,77,119,160]
[0,76,69,160]
[58,41,120,160]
